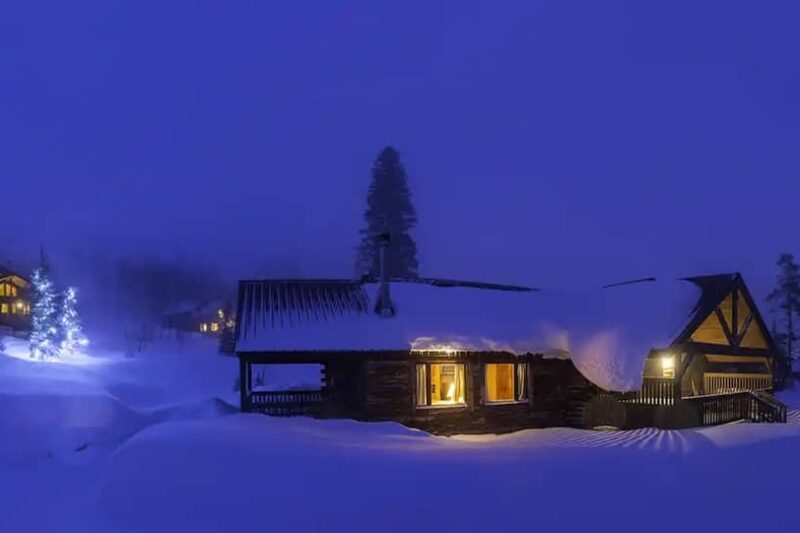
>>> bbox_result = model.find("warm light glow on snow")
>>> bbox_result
[1,337,104,367]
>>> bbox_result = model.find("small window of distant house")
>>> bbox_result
[210,323,220,332]
[485,363,528,403]
[199,323,208,332]
[0,303,7,314]
[415,363,466,407]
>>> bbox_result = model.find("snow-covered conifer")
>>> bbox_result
[58,286,88,356]
[29,267,59,360]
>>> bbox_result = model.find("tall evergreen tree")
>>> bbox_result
[767,253,800,363]
[29,267,59,360]
[355,146,419,278]
[58,287,88,356]
[218,301,235,355]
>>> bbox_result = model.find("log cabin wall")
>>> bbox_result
[241,352,600,435]
[350,354,596,435]
[530,356,596,427]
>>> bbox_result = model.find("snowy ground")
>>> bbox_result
[1,335,800,532]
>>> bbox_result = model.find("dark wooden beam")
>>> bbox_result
[714,307,735,345]
[687,342,774,358]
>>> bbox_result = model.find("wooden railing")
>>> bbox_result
[703,373,772,395]
[247,390,325,417]
[616,378,677,406]
[686,391,787,426]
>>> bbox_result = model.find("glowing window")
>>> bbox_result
[0,303,7,314]
[485,363,528,403]
[0,284,5,296]
[210,323,220,332]
[200,323,208,332]
[415,363,466,407]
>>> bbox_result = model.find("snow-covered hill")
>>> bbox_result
[1,334,800,532]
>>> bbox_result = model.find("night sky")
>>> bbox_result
[3,1,799,298]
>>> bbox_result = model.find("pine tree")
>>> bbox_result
[767,253,800,364]
[29,267,59,360]
[218,301,235,355]
[355,146,419,278]
[58,287,88,356]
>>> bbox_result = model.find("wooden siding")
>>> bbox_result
[739,319,769,349]
[690,311,729,345]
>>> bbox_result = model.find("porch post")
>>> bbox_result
[239,355,249,412]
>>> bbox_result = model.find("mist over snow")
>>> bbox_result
[2,1,800,306]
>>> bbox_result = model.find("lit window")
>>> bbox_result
[0,303,7,314]
[0,284,5,296]
[200,323,208,332]
[10,286,16,297]
[485,363,528,403]
[210,323,219,332]
[415,363,466,407]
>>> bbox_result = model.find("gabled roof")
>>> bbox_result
[0,265,30,288]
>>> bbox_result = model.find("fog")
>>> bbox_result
[3,1,800,306]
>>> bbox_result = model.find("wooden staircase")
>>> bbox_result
[687,390,787,426]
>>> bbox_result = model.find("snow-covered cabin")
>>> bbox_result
[0,266,31,333]
[234,273,785,433]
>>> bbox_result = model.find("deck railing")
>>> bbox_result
[703,373,772,395]
[686,390,787,426]
[616,378,677,406]
[247,390,325,417]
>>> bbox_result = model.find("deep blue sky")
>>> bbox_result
[2,1,799,297]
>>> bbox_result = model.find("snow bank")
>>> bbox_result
[99,414,800,533]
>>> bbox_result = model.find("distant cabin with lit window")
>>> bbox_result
[234,273,786,434]
[161,301,228,336]
[0,267,31,332]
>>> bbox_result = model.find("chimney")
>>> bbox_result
[374,232,396,317]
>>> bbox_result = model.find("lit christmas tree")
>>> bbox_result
[58,287,88,356]
[29,267,59,360]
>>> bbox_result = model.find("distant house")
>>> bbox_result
[0,267,31,332]
[234,267,786,434]
[162,301,227,336]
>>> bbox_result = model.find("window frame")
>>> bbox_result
[414,362,468,410]
[483,362,529,406]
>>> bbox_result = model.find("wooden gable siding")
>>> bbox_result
[684,276,773,355]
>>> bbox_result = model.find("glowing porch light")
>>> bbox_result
[661,354,675,378]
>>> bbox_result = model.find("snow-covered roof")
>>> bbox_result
[544,279,703,392]
[235,276,732,392]
[235,280,541,355]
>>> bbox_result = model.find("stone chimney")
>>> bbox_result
[374,232,396,317]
